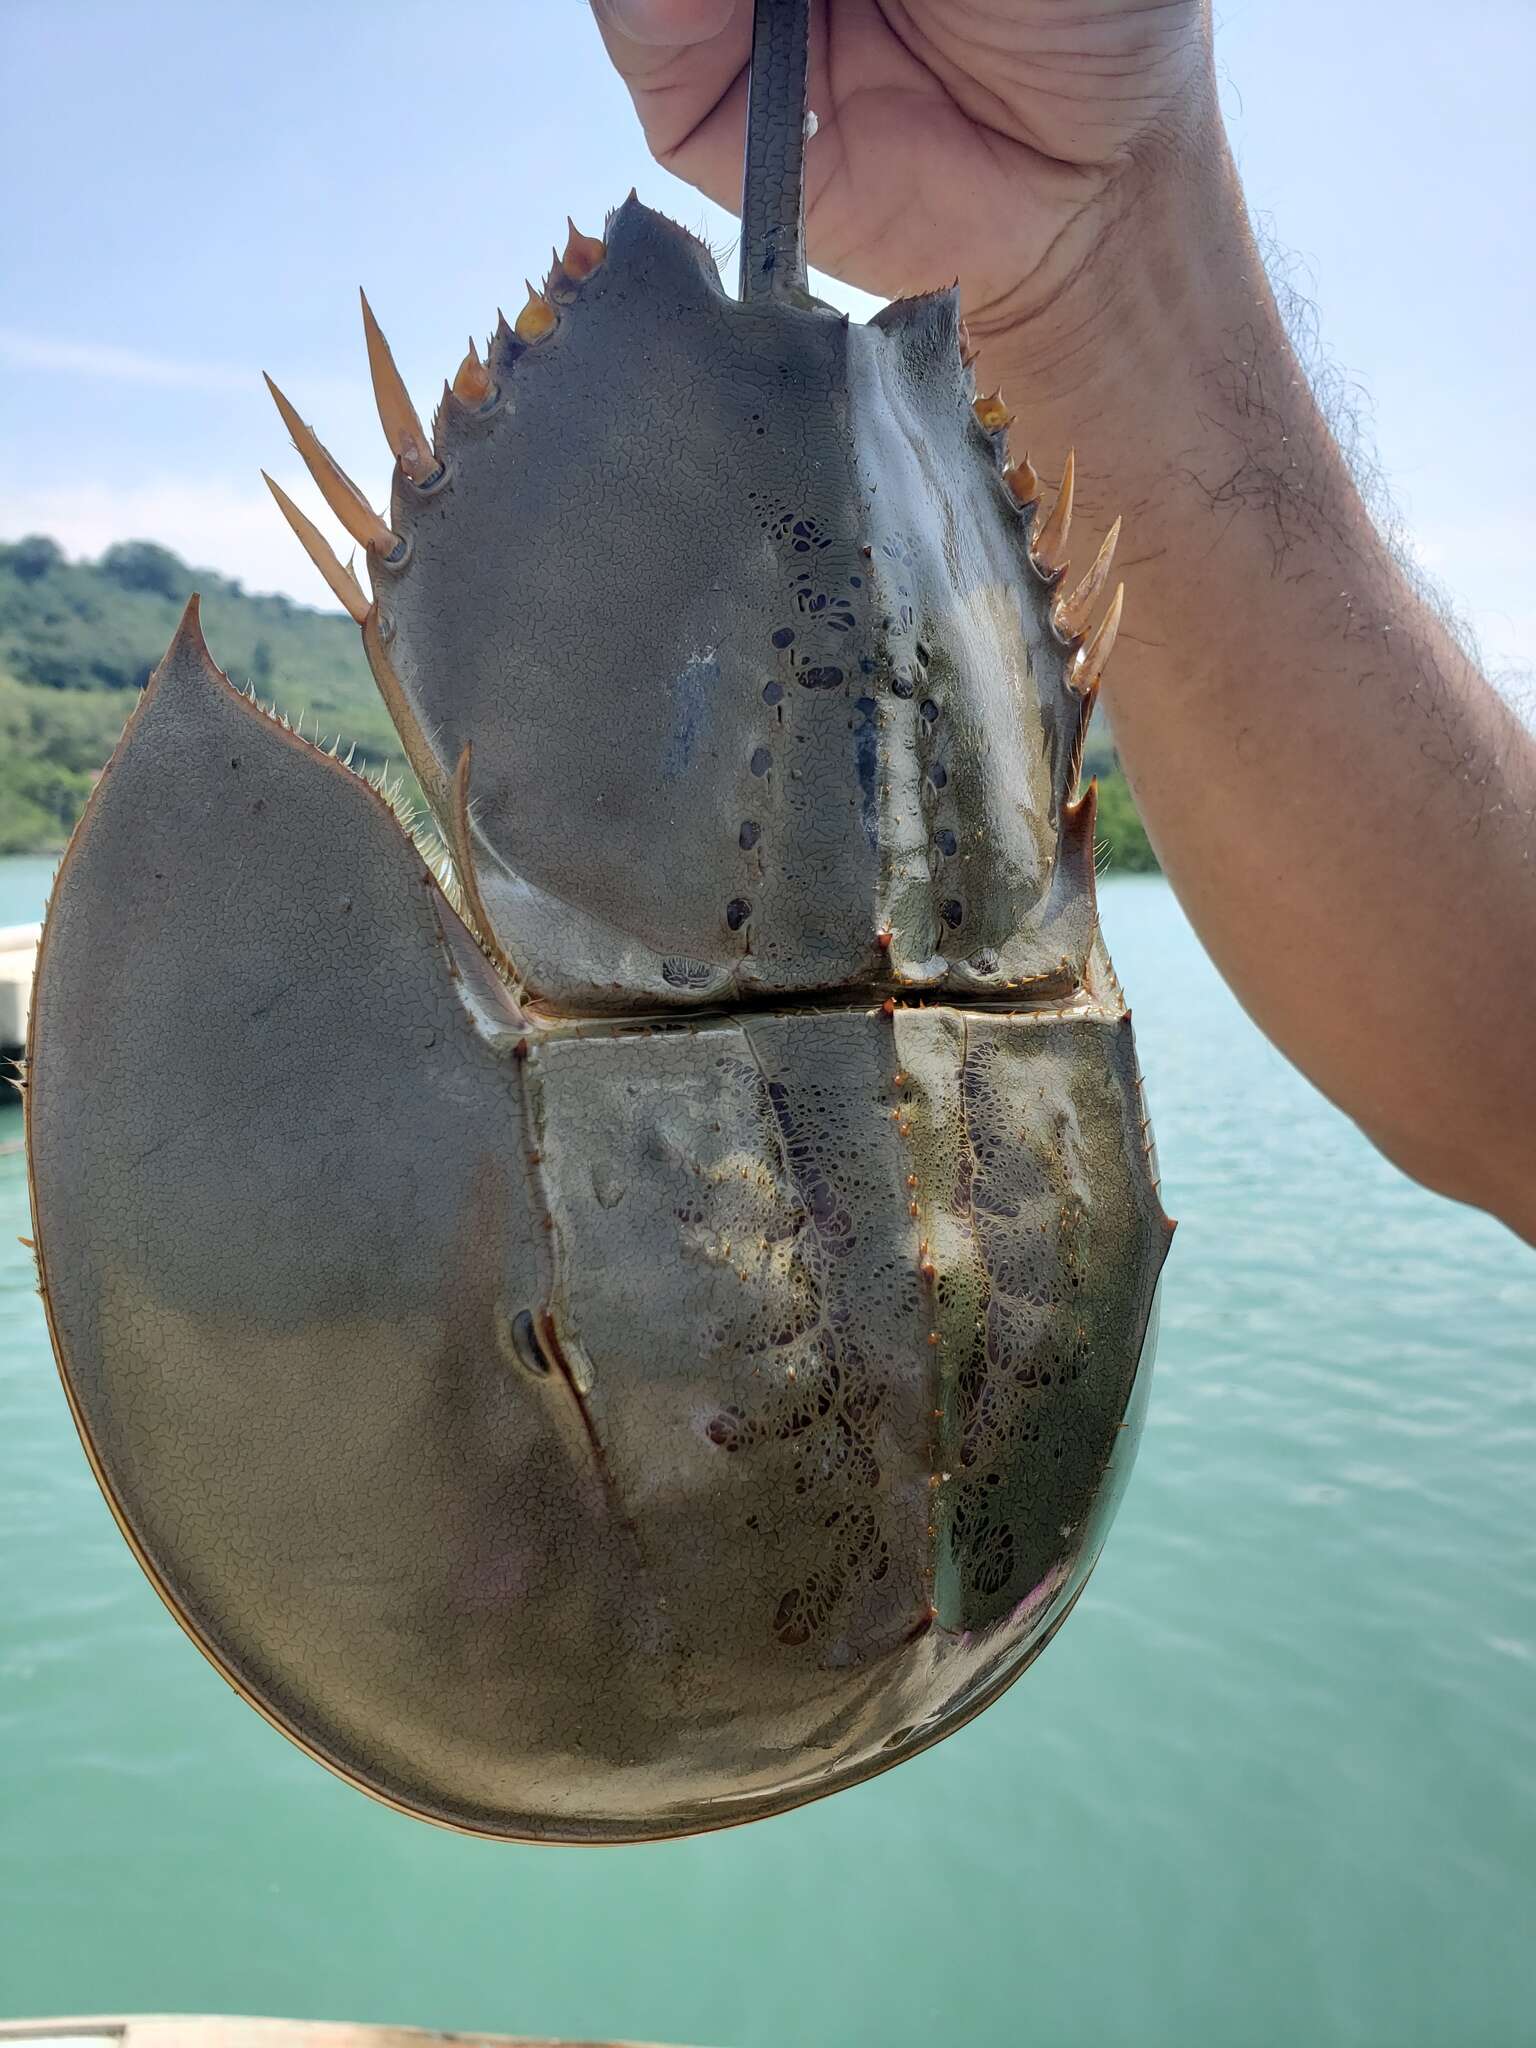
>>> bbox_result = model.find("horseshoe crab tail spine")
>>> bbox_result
[738,0,810,303]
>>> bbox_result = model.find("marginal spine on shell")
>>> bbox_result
[972,390,1013,434]
[561,218,607,281]
[359,289,438,485]
[1060,576,1126,818]
[1031,449,1075,576]
[263,374,399,556]
[1005,456,1041,509]
[453,337,492,404]
[515,282,557,344]
[1073,583,1124,695]
[261,472,370,624]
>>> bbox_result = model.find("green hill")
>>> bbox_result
[0,536,409,856]
[1085,732,1159,874]
[0,534,1156,871]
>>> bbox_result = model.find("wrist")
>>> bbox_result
[970,116,1279,489]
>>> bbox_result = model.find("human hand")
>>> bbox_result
[591,0,1216,346]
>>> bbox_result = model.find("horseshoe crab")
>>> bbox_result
[24,0,1172,1840]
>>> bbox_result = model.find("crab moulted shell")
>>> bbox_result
[24,0,1172,1841]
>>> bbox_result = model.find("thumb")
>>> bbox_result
[595,0,739,46]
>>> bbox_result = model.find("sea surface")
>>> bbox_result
[1,858,1531,2047]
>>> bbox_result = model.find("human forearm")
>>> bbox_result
[974,126,1536,1235]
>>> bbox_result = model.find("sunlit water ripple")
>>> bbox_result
[2,862,1531,2045]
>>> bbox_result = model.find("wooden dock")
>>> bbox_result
[0,2021,692,2048]
[0,921,38,1105]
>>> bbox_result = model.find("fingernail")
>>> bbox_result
[604,0,735,46]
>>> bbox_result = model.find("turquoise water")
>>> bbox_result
[2,862,1531,2045]
[0,857,54,928]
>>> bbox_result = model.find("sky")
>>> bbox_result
[1,0,1532,684]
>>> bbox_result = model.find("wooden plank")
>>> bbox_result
[0,2022,693,2048]
[0,923,38,1050]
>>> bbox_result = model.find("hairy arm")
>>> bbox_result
[996,138,1536,1241]
[594,0,1536,1239]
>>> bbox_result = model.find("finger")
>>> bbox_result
[590,0,754,184]
[592,0,739,53]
